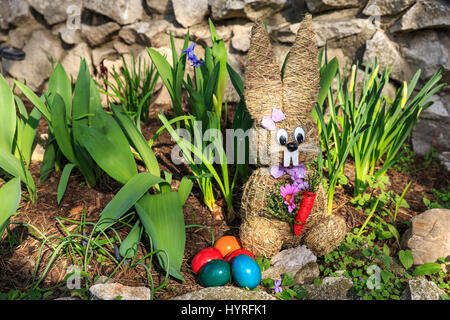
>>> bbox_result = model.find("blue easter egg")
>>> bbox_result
[231,254,261,289]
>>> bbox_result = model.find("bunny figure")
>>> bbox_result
[239,14,346,258]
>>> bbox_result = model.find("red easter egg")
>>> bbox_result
[191,247,223,274]
[224,249,255,263]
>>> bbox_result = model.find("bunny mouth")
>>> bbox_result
[284,149,299,167]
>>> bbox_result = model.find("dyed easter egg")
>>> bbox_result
[214,236,241,257]
[224,249,255,263]
[198,259,231,287]
[231,254,261,289]
[191,247,223,274]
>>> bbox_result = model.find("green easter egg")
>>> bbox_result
[198,259,231,287]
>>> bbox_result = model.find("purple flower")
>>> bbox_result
[183,42,204,69]
[359,277,364,282]
[273,280,282,294]
[280,184,300,213]
[363,243,368,248]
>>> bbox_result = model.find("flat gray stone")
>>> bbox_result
[90,283,151,300]
[305,0,360,13]
[262,245,317,280]
[294,261,320,285]
[363,30,415,82]
[173,0,208,28]
[28,0,82,26]
[391,0,450,32]
[363,0,416,16]
[82,22,121,48]
[304,276,353,300]
[171,286,276,300]
[401,279,446,300]
[83,0,143,25]
[401,209,450,265]
[210,0,288,22]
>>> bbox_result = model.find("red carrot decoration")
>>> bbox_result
[294,191,316,236]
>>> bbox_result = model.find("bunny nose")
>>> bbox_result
[286,142,298,152]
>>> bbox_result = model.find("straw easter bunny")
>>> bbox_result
[239,15,346,258]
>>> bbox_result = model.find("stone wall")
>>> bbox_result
[0,0,449,168]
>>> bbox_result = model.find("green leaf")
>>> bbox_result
[20,107,41,165]
[40,138,57,183]
[96,172,165,232]
[77,110,138,185]
[0,149,35,194]
[178,177,193,205]
[318,57,339,108]
[119,220,142,259]
[49,94,77,164]
[281,273,294,287]
[48,62,73,117]
[0,177,21,236]
[412,263,441,277]
[14,80,51,122]
[381,270,394,283]
[383,244,390,257]
[111,105,160,177]
[398,250,414,270]
[0,74,17,152]
[57,163,76,204]
[292,285,306,300]
[136,192,186,281]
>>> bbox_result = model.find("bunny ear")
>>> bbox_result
[244,22,283,122]
[282,14,320,117]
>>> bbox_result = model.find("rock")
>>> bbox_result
[363,30,415,82]
[172,0,208,28]
[146,0,174,15]
[397,30,450,81]
[171,286,276,300]
[92,42,118,67]
[61,43,93,82]
[363,0,416,16]
[57,25,83,46]
[262,245,317,280]
[28,0,82,26]
[81,22,121,48]
[401,279,446,300]
[0,0,30,29]
[54,297,81,300]
[401,209,450,265]
[304,276,353,300]
[210,0,288,22]
[89,283,151,300]
[391,0,450,32]
[31,134,48,163]
[412,95,450,160]
[313,9,376,47]
[294,261,320,285]
[2,30,64,91]
[168,23,232,48]
[440,152,450,171]
[83,0,143,25]
[8,21,44,49]
[119,20,170,46]
[305,0,360,13]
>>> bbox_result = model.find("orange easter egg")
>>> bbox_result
[214,236,242,257]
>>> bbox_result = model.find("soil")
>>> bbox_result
[0,100,449,300]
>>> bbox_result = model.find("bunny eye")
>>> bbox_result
[294,126,305,144]
[276,128,288,146]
